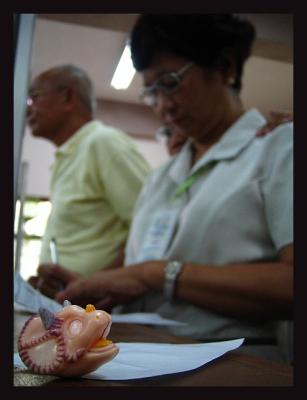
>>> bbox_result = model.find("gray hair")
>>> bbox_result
[46,64,97,114]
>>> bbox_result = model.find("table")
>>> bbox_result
[14,311,293,386]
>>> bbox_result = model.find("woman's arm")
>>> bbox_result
[158,245,292,319]
[56,244,293,319]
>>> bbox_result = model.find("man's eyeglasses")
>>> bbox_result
[140,62,194,107]
[27,87,67,107]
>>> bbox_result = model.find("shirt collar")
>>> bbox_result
[169,108,266,182]
[55,120,100,158]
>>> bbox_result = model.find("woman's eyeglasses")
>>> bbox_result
[140,62,193,107]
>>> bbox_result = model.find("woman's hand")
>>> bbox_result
[55,263,154,311]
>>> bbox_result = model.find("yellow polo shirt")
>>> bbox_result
[39,120,150,276]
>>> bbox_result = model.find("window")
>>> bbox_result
[14,197,51,280]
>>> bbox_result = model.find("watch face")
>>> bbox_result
[166,262,183,281]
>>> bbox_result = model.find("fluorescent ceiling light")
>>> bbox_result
[111,44,136,90]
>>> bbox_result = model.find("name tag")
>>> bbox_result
[137,207,181,262]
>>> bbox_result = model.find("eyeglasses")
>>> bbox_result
[27,87,67,107]
[155,126,173,143]
[140,62,194,107]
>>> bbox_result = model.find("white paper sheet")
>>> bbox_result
[112,312,186,326]
[14,338,244,380]
[14,273,185,326]
[14,272,62,313]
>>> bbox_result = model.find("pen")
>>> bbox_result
[49,237,59,264]
[49,237,65,291]
[37,238,60,296]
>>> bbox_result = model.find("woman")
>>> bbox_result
[56,14,293,361]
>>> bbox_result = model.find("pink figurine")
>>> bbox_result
[18,300,119,377]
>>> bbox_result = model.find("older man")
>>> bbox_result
[27,65,150,298]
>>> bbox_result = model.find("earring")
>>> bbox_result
[228,77,235,85]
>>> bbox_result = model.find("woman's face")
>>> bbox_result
[167,130,187,156]
[141,53,234,143]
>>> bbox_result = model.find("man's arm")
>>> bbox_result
[103,245,125,270]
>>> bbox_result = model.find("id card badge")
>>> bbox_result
[137,205,182,262]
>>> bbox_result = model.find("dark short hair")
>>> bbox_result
[130,14,255,91]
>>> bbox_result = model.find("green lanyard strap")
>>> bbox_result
[174,161,216,198]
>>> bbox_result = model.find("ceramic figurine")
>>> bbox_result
[18,300,119,377]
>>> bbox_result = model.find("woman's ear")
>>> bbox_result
[220,55,236,87]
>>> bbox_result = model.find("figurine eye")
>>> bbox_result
[68,320,83,336]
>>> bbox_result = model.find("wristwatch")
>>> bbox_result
[164,261,184,301]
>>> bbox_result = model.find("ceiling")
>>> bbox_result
[30,14,293,112]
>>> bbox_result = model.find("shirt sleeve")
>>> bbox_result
[103,150,150,221]
[261,124,293,250]
[91,131,151,222]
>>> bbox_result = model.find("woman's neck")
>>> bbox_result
[191,106,244,165]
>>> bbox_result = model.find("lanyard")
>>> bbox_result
[174,161,216,198]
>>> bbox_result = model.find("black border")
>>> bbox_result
[4,1,303,398]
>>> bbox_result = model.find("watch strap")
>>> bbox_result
[164,261,184,301]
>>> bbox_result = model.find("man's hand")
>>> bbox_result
[256,110,293,137]
[28,264,81,300]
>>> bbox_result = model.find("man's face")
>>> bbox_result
[27,74,67,141]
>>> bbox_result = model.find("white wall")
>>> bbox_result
[241,56,293,116]
[134,138,168,169]
[21,128,55,198]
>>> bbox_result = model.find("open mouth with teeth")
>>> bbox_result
[88,321,118,356]
[87,338,119,362]
[85,304,118,353]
